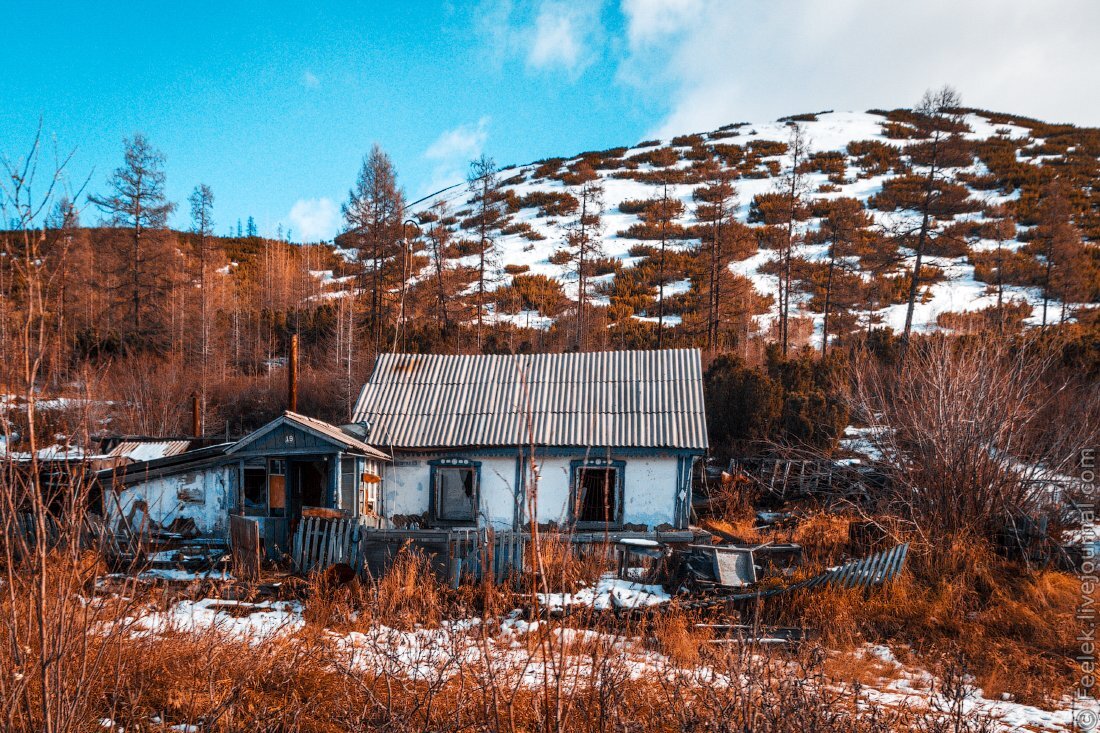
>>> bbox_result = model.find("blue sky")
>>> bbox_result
[3,1,1097,241]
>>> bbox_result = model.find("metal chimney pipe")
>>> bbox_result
[288,334,299,412]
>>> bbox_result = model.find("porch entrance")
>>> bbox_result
[226,410,392,561]
[291,458,329,514]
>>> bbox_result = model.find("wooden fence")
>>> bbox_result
[293,520,698,585]
[4,513,120,561]
[291,516,363,574]
[732,459,876,499]
[229,515,262,581]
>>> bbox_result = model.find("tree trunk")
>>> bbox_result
[901,136,941,361]
[657,183,668,350]
[823,252,835,356]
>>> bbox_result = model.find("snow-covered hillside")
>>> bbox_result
[409,109,1098,346]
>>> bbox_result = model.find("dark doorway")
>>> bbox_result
[576,467,619,524]
[295,460,329,509]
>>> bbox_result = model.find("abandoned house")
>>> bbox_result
[99,348,707,551]
[101,411,389,551]
[352,349,707,532]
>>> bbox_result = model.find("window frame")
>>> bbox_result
[242,466,268,517]
[360,460,382,517]
[428,458,481,526]
[569,458,625,529]
[267,458,287,517]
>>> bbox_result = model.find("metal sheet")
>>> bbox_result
[352,349,708,450]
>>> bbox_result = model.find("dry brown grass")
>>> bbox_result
[0,537,1028,732]
[788,511,853,564]
[777,534,1079,706]
[704,474,1077,708]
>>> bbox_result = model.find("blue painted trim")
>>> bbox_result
[674,456,683,528]
[676,455,697,530]
[230,448,347,459]
[513,450,525,531]
[328,454,340,509]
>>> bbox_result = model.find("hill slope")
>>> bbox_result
[407,108,1100,348]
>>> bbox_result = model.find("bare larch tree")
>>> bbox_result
[467,154,507,350]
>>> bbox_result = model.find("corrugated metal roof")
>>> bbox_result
[352,349,708,450]
[107,440,192,462]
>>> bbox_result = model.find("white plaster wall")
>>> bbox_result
[529,452,681,529]
[106,465,235,537]
[382,459,431,520]
[383,454,519,530]
[383,450,684,531]
[619,454,680,528]
[478,457,520,529]
[529,456,573,526]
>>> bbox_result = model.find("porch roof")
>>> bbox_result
[225,411,390,460]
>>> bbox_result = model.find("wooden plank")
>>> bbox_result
[292,519,303,569]
[302,517,314,571]
[309,517,321,570]
[230,515,262,581]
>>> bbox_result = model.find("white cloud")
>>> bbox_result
[422,117,491,194]
[616,0,1100,137]
[528,2,597,72]
[476,0,604,76]
[425,117,490,161]
[300,70,320,88]
[287,197,339,241]
[620,0,701,47]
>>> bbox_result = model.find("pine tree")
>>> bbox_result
[1031,179,1087,328]
[424,200,457,336]
[818,198,872,354]
[189,184,214,433]
[900,86,967,359]
[642,186,684,349]
[246,216,258,238]
[986,210,1016,333]
[777,123,810,356]
[88,133,177,346]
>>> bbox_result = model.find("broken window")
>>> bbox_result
[434,465,477,523]
[243,468,267,515]
[360,462,382,516]
[268,459,286,516]
[574,466,620,525]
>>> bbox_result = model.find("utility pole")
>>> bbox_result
[288,334,299,412]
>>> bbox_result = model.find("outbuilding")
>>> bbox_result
[101,411,389,552]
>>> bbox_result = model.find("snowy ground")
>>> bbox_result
[123,586,1084,731]
[536,572,671,611]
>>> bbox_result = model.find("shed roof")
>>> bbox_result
[107,440,192,463]
[352,349,708,451]
[97,443,234,484]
